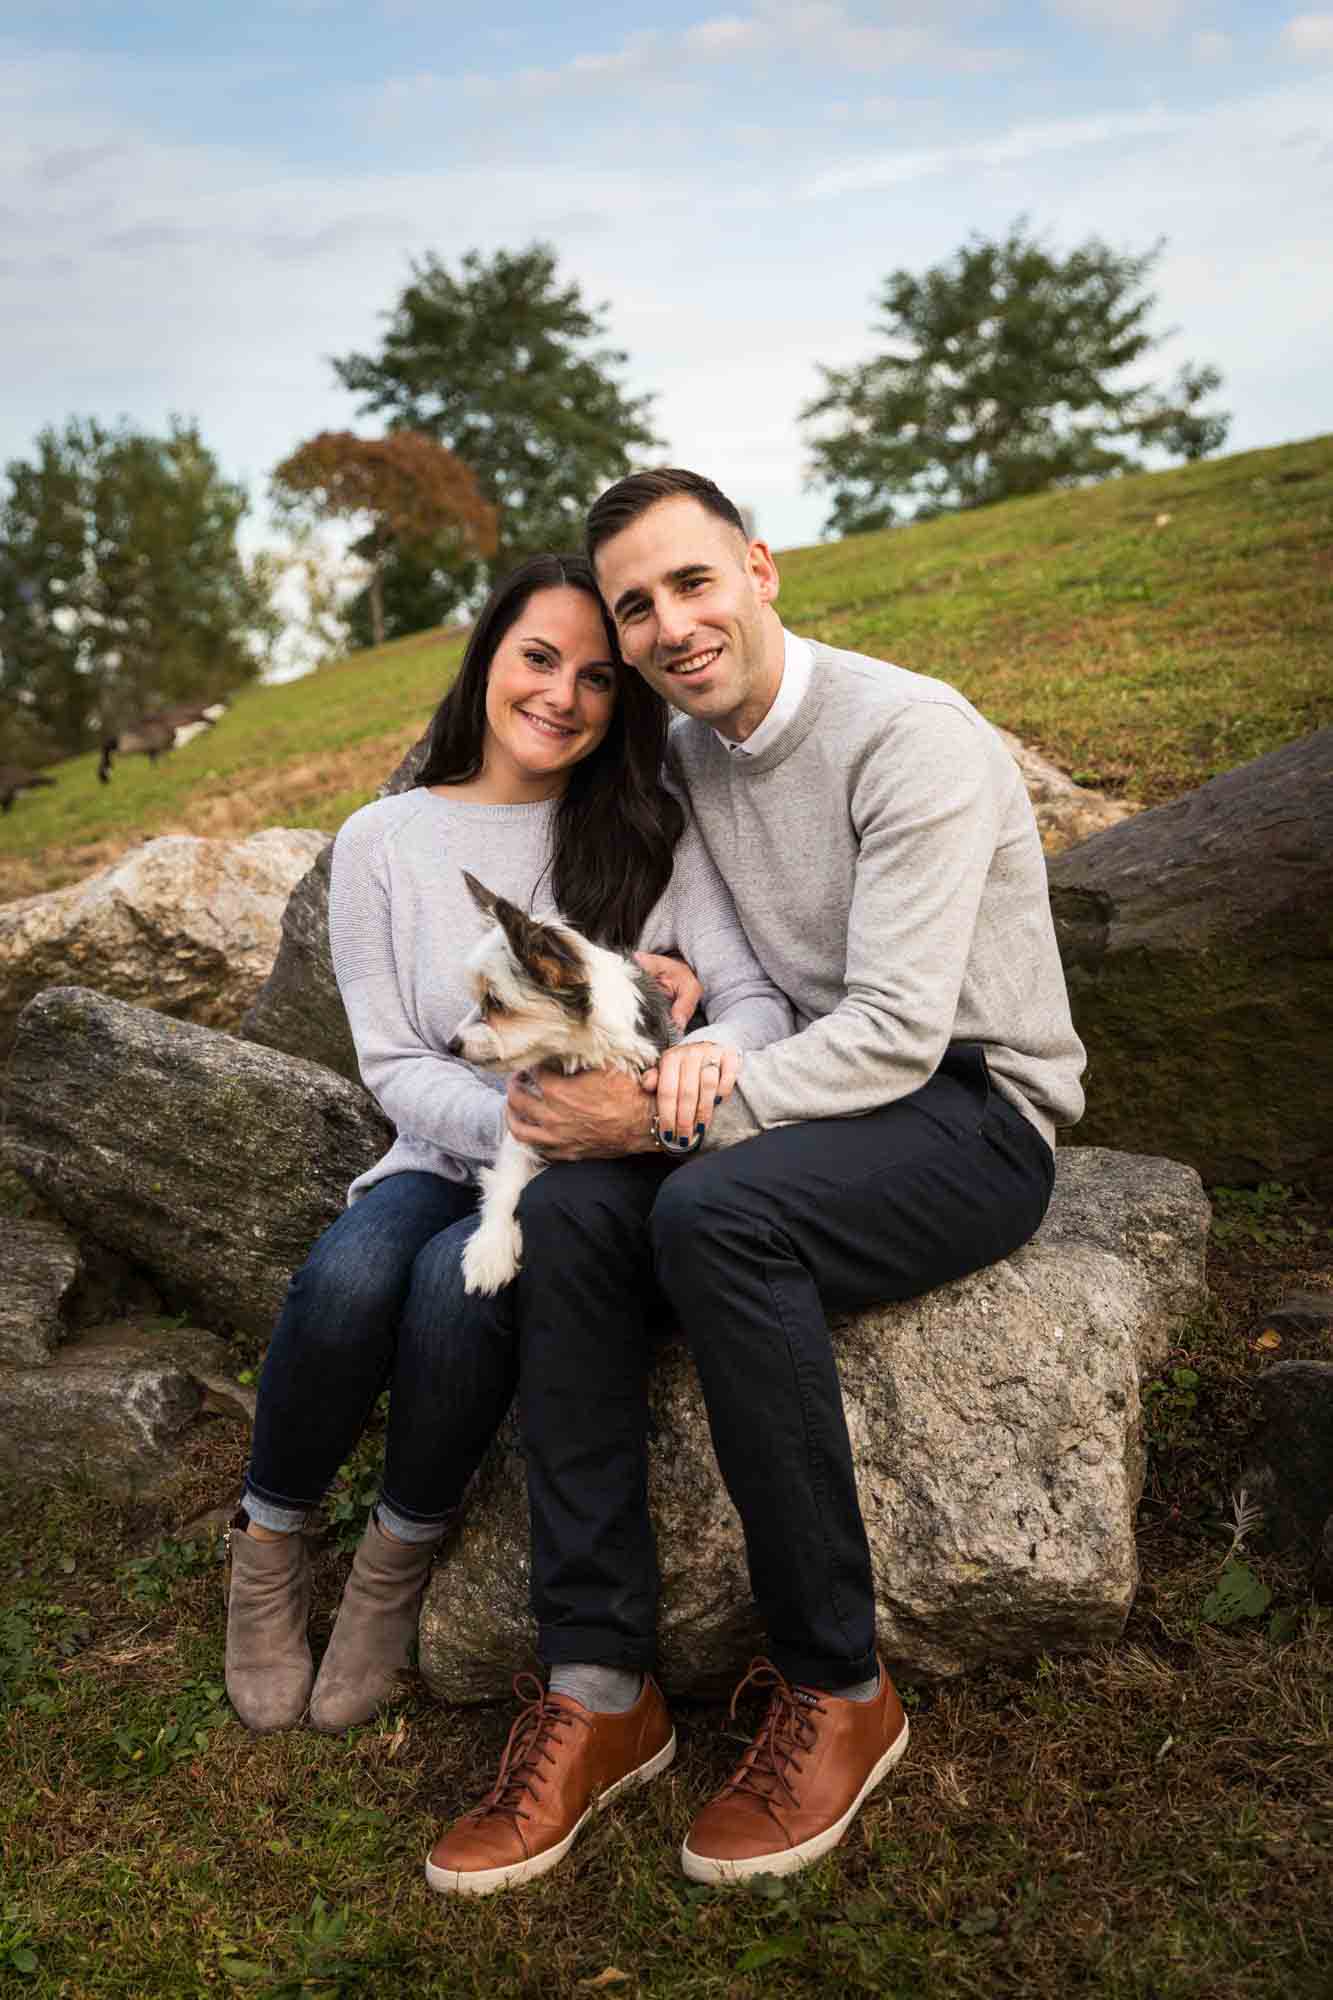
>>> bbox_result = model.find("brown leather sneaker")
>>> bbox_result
[681,1658,908,1884]
[425,1671,675,1897]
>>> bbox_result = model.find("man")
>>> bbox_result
[426,469,1085,1897]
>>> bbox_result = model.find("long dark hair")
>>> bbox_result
[415,553,684,951]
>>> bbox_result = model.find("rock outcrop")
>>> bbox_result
[995,729,1137,854]
[1048,728,1333,1189]
[418,1147,1211,1699]
[0,1320,251,1499]
[2,1207,251,1497]
[0,828,328,1060]
[5,987,391,1339]
[1,1217,84,1368]
[1245,1360,1333,1561]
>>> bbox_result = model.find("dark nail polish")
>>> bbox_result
[695,1123,705,1136]
[663,1131,674,1144]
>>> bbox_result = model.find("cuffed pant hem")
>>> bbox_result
[242,1487,311,1535]
[538,1626,658,1672]
[769,1644,880,1692]
[375,1496,451,1545]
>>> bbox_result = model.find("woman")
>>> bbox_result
[224,553,791,1734]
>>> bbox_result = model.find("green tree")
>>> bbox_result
[331,243,659,633]
[0,417,271,758]
[802,220,1231,535]
[271,430,497,650]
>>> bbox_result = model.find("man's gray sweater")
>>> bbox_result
[670,636,1086,1151]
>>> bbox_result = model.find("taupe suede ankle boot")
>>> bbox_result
[308,1516,438,1733]
[224,1515,313,1733]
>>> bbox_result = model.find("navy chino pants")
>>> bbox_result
[513,1044,1056,1690]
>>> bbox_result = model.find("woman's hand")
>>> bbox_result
[647,1040,739,1149]
[634,951,702,1032]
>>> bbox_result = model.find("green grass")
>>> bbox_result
[4,435,1331,902]
[775,437,1332,807]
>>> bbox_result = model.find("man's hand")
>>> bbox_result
[633,951,702,1031]
[506,1066,656,1161]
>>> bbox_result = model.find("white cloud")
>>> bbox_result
[1192,30,1232,62]
[684,15,759,53]
[385,0,1017,110]
[1045,0,1187,31]
[1280,13,1333,53]
[804,106,1185,198]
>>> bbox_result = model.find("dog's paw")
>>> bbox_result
[462,1222,523,1296]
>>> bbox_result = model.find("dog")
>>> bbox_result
[449,872,676,1295]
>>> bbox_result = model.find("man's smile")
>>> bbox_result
[660,645,723,678]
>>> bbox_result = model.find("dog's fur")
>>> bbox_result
[449,872,675,1295]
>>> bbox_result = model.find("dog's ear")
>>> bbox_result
[512,918,593,1019]
[464,871,545,959]
[462,871,500,919]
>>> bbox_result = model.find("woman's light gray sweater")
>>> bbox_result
[669,637,1087,1151]
[328,787,793,1199]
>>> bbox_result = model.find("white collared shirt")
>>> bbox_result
[714,628,814,758]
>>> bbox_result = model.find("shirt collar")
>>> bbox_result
[714,628,814,759]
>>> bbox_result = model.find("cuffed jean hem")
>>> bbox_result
[242,1486,310,1535]
[770,1643,880,1693]
[375,1495,451,1545]
[538,1626,659,1673]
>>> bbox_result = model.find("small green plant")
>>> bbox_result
[118,1534,220,1606]
[218,1895,400,1996]
[1201,1560,1272,1627]
[0,1596,91,1713]
[1142,1365,1201,1443]
[97,1675,229,1784]
[0,1901,38,1978]
[1210,1182,1314,1251]
[324,1404,388,1553]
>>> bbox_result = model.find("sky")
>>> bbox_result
[2,0,1331,571]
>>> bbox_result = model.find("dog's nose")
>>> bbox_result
[446,1035,462,1056]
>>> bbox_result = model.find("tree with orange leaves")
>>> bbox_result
[272,430,497,649]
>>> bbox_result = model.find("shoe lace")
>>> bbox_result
[720,1658,825,1812]
[465,1672,592,1828]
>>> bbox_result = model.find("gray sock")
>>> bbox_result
[830,1671,881,1704]
[549,1664,643,1714]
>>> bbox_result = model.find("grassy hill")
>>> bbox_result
[2,433,1330,905]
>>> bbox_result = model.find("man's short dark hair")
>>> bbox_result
[586,468,747,564]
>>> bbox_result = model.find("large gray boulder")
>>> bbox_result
[1,1216,82,1368]
[1,1212,162,1368]
[1049,728,1333,1189]
[4,987,391,1339]
[0,1322,251,1498]
[0,828,329,1061]
[419,1147,1211,1700]
[1245,1359,1333,1561]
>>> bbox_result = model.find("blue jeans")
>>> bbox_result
[245,1173,516,1536]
